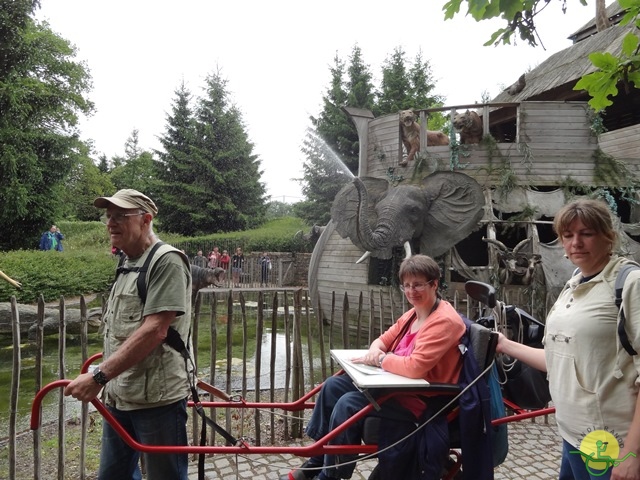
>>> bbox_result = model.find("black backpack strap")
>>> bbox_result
[616,263,640,356]
[114,241,237,466]
[113,241,166,303]
[135,241,166,304]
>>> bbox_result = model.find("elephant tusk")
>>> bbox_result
[403,242,412,259]
[356,251,371,264]
[0,270,21,289]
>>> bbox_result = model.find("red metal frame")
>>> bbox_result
[31,353,556,473]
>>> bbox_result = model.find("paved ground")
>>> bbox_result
[187,413,561,480]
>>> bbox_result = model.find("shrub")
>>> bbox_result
[0,249,116,303]
[0,217,312,303]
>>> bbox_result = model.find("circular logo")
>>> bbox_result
[578,430,620,472]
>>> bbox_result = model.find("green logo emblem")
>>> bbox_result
[570,430,636,476]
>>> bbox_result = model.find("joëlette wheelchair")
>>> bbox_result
[359,281,500,480]
[30,281,555,480]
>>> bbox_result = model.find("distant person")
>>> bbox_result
[258,252,271,286]
[219,249,231,271]
[232,247,245,287]
[39,224,64,251]
[192,249,208,268]
[208,247,221,268]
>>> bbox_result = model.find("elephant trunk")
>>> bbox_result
[353,177,394,252]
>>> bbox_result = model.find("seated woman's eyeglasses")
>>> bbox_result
[100,212,145,225]
[400,280,433,292]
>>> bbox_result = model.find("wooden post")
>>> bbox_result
[291,289,304,437]
[79,296,89,480]
[254,291,265,445]
[33,295,45,480]
[207,293,219,446]
[356,292,364,348]
[9,297,20,480]
[368,290,375,345]
[305,290,315,386]
[283,291,292,439]
[57,296,66,480]
[316,296,327,381]
[341,292,349,349]
[329,292,336,374]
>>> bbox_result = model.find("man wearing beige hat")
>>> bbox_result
[64,188,192,480]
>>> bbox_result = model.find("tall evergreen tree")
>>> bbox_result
[0,1,93,250]
[97,153,110,173]
[109,129,157,194]
[294,129,354,225]
[310,53,355,170]
[60,150,114,221]
[156,73,266,236]
[154,81,201,234]
[408,49,444,109]
[195,71,266,232]
[408,49,447,130]
[376,46,413,115]
[297,47,375,225]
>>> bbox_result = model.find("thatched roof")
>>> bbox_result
[569,1,626,42]
[492,3,634,104]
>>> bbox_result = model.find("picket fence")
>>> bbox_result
[4,285,517,479]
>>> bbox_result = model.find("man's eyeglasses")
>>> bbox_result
[100,212,145,225]
[399,280,434,292]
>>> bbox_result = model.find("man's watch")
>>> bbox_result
[92,368,109,386]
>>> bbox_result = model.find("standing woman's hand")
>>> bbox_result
[611,450,640,480]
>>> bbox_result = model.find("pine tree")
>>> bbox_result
[155,73,266,235]
[194,71,266,233]
[97,154,110,173]
[109,129,157,194]
[294,129,354,225]
[408,49,447,130]
[154,81,202,234]
[297,47,375,225]
[376,46,413,115]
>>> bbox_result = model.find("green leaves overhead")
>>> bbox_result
[574,32,640,111]
[444,0,640,113]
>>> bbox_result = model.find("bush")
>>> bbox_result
[0,216,312,303]
[0,249,116,303]
[168,217,314,256]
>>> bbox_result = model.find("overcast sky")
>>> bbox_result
[36,0,599,203]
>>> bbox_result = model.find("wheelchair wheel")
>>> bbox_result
[367,460,462,480]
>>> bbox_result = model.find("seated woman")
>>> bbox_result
[281,254,466,480]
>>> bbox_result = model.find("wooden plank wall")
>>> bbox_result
[600,124,640,160]
[360,101,640,187]
[367,114,402,178]
[519,101,596,149]
[315,229,403,325]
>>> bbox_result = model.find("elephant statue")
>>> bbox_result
[330,172,485,262]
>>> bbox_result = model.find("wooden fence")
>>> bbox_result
[3,286,525,479]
